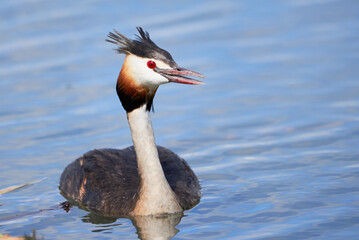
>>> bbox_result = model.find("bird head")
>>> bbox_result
[106,27,205,112]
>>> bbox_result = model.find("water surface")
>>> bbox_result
[1,0,359,239]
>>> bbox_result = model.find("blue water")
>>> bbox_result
[1,0,359,239]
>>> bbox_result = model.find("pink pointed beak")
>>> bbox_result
[155,67,205,85]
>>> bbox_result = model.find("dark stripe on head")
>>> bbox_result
[106,27,177,68]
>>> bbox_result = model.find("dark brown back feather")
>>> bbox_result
[59,146,200,216]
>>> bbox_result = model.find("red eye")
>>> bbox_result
[147,60,156,69]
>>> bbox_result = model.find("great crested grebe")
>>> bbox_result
[59,27,204,216]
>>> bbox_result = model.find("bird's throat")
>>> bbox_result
[127,104,182,215]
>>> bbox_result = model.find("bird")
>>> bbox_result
[59,27,205,216]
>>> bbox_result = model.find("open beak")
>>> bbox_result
[155,67,205,85]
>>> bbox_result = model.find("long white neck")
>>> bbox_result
[127,104,182,215]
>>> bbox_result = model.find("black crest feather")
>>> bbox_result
[106,27,177,67]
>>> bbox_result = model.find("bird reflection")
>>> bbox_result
[81,210,183,240]
[131,213,183,240]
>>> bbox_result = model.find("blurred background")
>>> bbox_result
[1,0,359,239]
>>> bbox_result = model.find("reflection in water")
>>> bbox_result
[81,211,183,240]
[132,213,182,240]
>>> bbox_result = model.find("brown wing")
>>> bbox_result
[59,146,200,216]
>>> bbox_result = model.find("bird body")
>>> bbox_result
[59,27,204,216]
[60,145,200,216]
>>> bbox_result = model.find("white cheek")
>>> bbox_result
[138,65,168,86]
[127,55,170,88]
